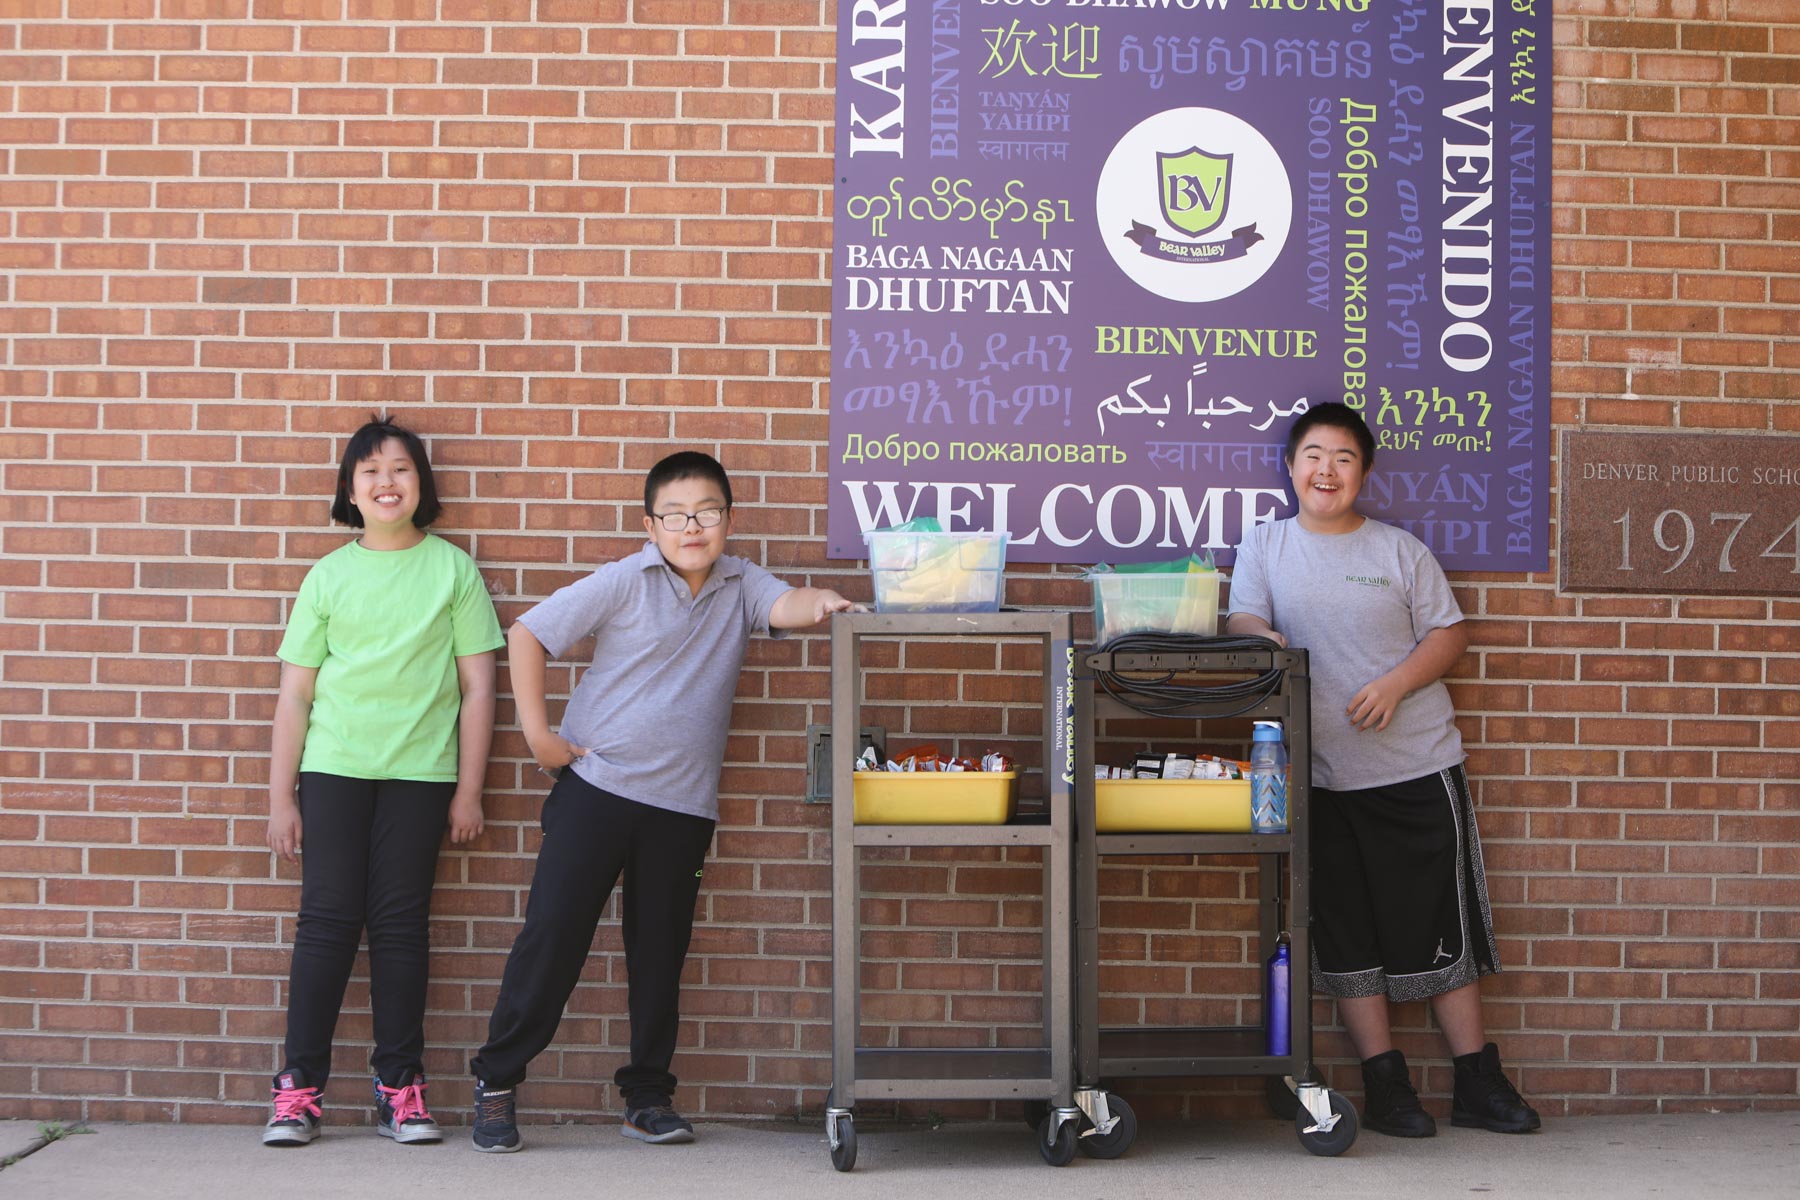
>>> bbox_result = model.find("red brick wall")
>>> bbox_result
[3,0,1797,1124]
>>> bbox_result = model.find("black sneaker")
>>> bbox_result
[262,1068,323,1147]
[1360,1048,1437,1138]
[471,1079,522,1153]
[622,1101,695,1145]
[1452,1042,1542,1133]
[375,1069,442,1144]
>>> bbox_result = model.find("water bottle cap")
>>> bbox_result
[1253,721,1282,741]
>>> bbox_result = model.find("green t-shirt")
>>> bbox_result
[277,533,504,782]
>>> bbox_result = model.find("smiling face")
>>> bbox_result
[349,437,422,534]
[1287,423,1367,534]
[644,475,731,593]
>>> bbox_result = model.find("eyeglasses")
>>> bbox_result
[652,507,726,532]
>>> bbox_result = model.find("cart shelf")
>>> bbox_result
[853,822,1053,848]
[1096,1026,1299,1076]
[851,1048,1055,1100]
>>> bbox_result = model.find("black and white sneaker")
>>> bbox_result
[621,1101,695,1145]
[375,1069,442,1144]
[471,1079,522,1153]
[262,1068,323,1147]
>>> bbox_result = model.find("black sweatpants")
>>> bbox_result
[281,772,453,1089]
[469,771,715,1106]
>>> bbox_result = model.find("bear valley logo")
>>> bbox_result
[1159,147,1230,237]
[1098,108,1292,304]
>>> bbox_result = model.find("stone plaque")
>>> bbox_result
[1560,430,1800,597]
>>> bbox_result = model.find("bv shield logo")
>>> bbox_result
[1098,107,1292,304]
[1159,148,1231,238]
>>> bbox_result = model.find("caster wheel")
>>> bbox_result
[1021,1099,1049,1131]
[1076,1093,1136,1160]
[1036,1113,1078,1167]
[1294,1089,1359,1157]
[829,1115,857,1172]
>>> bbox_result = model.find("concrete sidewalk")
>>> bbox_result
[2,1111,1795,1199]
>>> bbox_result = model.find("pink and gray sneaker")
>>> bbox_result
[375,1070,442,1144]
[262,1068,323,1147]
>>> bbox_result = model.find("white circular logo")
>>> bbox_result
[1096,107,1293,304]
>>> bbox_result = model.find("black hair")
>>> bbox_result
[330,417,441,528]
[1284,401,1376,470]
[644,450,733,514]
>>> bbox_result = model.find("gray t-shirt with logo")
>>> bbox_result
[519,540,791,821]
[1227,516,1464,791]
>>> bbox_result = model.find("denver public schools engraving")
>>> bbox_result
[1560,430,1800,598]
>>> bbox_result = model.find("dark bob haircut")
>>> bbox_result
[330,417,442,528]
[1284,401,1376,471]
[644,450,733,514]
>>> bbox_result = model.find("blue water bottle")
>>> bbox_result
[1266,932,1291,1057]
[1250,720,1288,834]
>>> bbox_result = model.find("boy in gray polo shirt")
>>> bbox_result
[468,451,851,1152]
[1227,404,1539,1140]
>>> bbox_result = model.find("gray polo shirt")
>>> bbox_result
[1228,516,1464,791]
[518,540,791,821]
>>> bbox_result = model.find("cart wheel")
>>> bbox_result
[1294,1089,1359,1157]
[1036,1113,1078,1167]
[829,1114,857,1172]
[1021,1099,1049,1130]
[1076,1093,1136,1160]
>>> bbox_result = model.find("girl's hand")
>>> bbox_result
[267,802,303,864]
[448,793,485,844]
[526,729,590,772]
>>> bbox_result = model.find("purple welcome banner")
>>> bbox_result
[829,0,1550,570]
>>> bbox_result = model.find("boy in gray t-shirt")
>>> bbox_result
[1227,403,1539,1140]
[466,451,851,1153]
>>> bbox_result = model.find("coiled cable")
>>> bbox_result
[1091,632,1288,719]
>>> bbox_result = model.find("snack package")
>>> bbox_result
[893,744,942,772]
[862,745,1013,773]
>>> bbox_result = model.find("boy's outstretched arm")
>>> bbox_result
[1346,621,1469,732]
[508,620,590,770]
[770,587,856,630]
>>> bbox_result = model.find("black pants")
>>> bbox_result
[470,772,715,1106]
[281,772,452,1089]
[1309,764,1500,1004]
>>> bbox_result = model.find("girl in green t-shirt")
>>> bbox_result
[260,419,505,1149]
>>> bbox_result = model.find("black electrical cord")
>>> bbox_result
[1091,632,1289,719]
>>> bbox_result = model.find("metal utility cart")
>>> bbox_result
[826,609,1098,1171]
[1071,637,1359,1158]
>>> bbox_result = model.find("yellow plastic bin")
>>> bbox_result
[851,771,1019,824]
[1093,778,1251,832]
